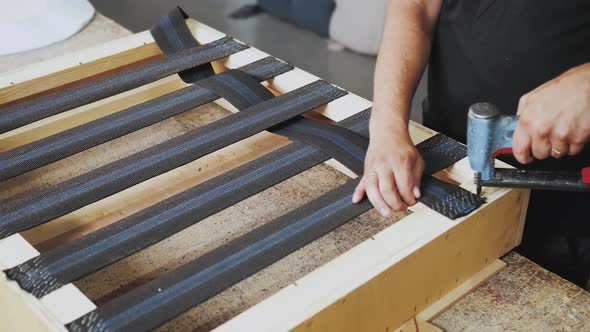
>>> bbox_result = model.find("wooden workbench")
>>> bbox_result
[1,13,588,332]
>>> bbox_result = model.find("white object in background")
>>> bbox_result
[0,0,95,55]
[329,0,388,55]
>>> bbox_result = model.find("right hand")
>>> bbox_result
[352,128,424,217]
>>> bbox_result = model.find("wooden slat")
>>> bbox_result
[0,273,61,332]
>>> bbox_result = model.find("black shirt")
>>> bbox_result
[427,0,590,234]
[429,1,590,146]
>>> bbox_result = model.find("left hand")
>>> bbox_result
[513,63,590,163]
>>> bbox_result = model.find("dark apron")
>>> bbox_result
[424,0,590,286]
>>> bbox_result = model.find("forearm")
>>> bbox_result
[371,0,442,138]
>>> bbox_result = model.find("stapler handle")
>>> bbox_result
[485,115,590,184]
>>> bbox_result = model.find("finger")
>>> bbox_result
[364,172,391,217]
[531,137,551,160]
[411,159,425,201]
[550,139,569,159]
[569,143,584,156]
[516,94,528,116]
[513,125,534,164]
[393,160,416,206]
[352,179,366,203]
[376,168,406,212]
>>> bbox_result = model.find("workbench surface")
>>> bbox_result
[435,252,589,331]
[1,13,588,332]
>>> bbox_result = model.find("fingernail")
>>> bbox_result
[413,186,421,198]
[352,195,359,203]
[380,208,390,217]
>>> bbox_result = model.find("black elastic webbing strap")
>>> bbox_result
[68,180,371,332]
[6,110,370,298]
[0,58,292,182]
[271,118,368,175]
[197,68,275,107]
[0,37,246,134]
[0,80,346,239]
[150,7,215,83]
[417,133,468,175]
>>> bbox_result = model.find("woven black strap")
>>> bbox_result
[0,58,292,182]
[0,7,227,135]
[197,69,369,175]
[0,37,246,135]
[0,80,346,239]
[271,117,368,175]
[150,7,215,83]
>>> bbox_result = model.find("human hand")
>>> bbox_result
[352,125,424,217]
[513,63,590,163]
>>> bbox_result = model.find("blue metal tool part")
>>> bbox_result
[467,102,518,182]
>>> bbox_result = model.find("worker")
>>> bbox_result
[352,0,590,288]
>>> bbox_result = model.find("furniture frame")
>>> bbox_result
[0,19,529,331]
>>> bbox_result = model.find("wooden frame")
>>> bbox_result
[0,19,529,331]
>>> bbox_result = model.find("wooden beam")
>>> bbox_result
[417,259,506,321]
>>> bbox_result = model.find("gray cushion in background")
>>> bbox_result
[329,0,388,55]
[258,0,335,37]
[246,0,388,55]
